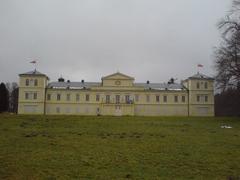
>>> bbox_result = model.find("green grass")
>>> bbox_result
[0,115,240,179]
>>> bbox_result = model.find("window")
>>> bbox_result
[56,107,60,113]
[65,107,70,113]
[182,96,185,102]
[146,95,150,102]
[163,95,167,102]
[26,79,29,86]
[96,94,100,102]
[197,82,200,89]
[135,94,139,102]
[25,92,29,100]
[204,82,208,89]
[76,94,80,101]
[67,94,71,101]
[197,95,200,102]
[174,95,178,102]
[156,95,160,102]
[76,107,80,113]
[47,94,51,100]
[125,95,130,103]
[116,95,120,104]
[34,79,38,86]
[30,79,34,86]
[205,95,208,102]
[33,93,37,100]
[86,94,89,101]
[57,94,61,101]
[106,95,110,103]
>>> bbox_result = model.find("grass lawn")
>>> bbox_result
[0,115,240,179]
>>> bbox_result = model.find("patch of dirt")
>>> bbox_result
[125,174,131,178]
[23,131,54,138]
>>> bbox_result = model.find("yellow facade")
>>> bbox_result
[18,70,214,116]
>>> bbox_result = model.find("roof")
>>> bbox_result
[188,72,214,80]
[135,83,184,91]
[48,81,101,89]
[19,69,48,77]
[48,81,184,90]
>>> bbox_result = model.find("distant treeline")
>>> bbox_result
[215,88,240,117]
[0,82,18,113]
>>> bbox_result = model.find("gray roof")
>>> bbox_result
[48,81,101,89]
[189,72,214,80]
[135,83,184,91]
[19,69,47,77]
[48,81,184,90]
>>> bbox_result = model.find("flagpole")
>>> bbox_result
[30,60,37,71]
[197,64,203,74]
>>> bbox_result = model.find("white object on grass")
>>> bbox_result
[221,125,232,129]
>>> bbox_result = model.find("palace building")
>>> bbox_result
[17,70,214,116]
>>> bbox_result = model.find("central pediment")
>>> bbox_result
[101,72,135,87]
[101,72,134,80]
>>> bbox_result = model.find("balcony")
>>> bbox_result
[101,99,134,105]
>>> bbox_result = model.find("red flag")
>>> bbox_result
[197,64,203,67]
[30,60,36,64]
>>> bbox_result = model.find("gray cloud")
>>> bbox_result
[0,0,232,83]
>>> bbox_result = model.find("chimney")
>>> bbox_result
[58,77,65,82]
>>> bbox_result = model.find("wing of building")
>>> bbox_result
[17,70,214,116]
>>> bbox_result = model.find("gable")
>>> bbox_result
[101,72,135,87]
[101,72,134,80]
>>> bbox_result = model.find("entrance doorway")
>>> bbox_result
[116,95,120,104]
[115,105,122,116]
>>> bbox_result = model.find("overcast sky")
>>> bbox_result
[0,0,233,84]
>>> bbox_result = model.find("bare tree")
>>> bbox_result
[215,0,240,91]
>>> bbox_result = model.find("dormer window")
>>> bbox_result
[26,79,29,86]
